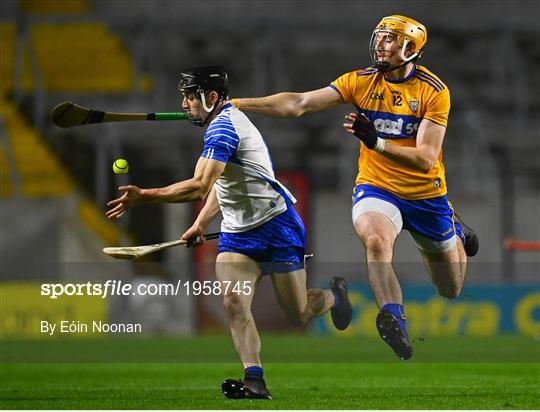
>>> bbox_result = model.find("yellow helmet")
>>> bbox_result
[369,15,428,71]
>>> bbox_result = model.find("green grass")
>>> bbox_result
[1,335,539,409]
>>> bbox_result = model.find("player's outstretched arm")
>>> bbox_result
[105,158,225,219]
[143,157,225,203]
[233,87,342,118]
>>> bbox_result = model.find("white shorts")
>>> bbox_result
[352,197,457,253]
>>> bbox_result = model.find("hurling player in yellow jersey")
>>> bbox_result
[231,15,478,360]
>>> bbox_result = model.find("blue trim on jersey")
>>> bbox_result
[414,71,444,92]
[205,122,237,134]
[205,120,236,132]
[218,207,306,276]
[201,142,237,163]
[211,135,240,148]
[413,75,442,92]
[207,119,235,128]
[413,75,440,92]
[208,138,238,149]
[416,69,445,90]
[356,69,378,77]
[384,65,416,84]
[353,184,458,242]
[355,108,421,140]
[203,107,240,163]
[207,117,236,133]
[329,84,345,101]
[256,172,294,207]
[259,134,275,170]
[205,128,239,142]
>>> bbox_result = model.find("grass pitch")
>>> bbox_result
[1,335,538,409]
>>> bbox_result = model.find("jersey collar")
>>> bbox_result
[384,64,417,84]
[219,102,233,113]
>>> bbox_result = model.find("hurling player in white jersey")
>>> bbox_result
[105,66,352,400]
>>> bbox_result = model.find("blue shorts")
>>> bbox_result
[352,184,462,243]
[218,207,306,276]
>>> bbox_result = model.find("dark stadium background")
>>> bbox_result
[1,0,538,409]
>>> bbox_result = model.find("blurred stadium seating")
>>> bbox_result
[31,22,134,93]
[1,100,73,196]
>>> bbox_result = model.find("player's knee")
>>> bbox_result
[437,284,461,299]
[222,294,248,320]
[362,233,393,257]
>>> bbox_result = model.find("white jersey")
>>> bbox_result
[201,103,296,233]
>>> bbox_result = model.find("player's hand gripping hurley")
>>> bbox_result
[103,232,220,259]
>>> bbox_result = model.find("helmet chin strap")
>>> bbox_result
[182,88,224,127]
[377,61,406,73]
[197,90,225,127]
[399,39,419,62]
[199,91,215,113]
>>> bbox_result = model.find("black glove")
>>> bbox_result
[352,113,379,149]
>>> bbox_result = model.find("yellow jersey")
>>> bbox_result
[330,64,450,200]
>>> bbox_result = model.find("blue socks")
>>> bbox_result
[245,366,264,381]
[381,303,408,334]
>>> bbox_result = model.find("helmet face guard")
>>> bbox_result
[369,15,427,73]
[178,83,206,127]
[178,65,229,127]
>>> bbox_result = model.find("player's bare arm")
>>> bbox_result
[344,113,445,173]
[233,87,342,118]
[105,157,225,219]
[181,186,221,244]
